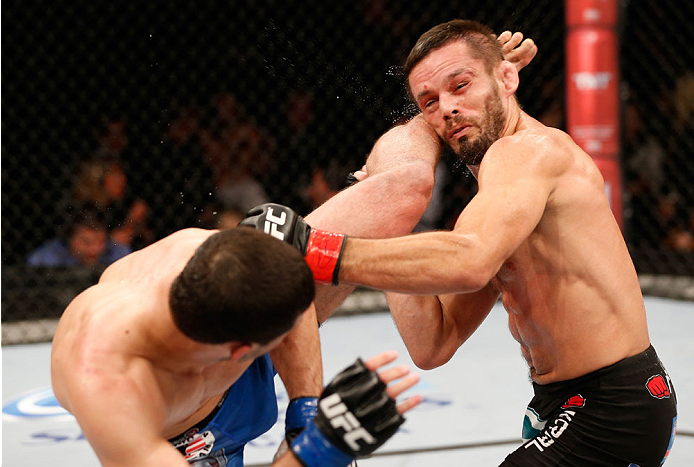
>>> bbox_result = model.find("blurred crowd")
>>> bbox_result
[25,88,356,268]
[18,0,694,270]
[622,71,694,254]
[26,69,694,271]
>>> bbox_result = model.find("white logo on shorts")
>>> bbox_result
[184,430,216,460]
[524,410,576,452]
[522,407,547,443]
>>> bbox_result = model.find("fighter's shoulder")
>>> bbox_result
[101,228,214,280]
[64,351,161,419]
[154,228,218,264]
[157,228,218,255]
[487,127,573,173]
[160,227,217,245]
[489,126,566,157]
[59,283,144,344]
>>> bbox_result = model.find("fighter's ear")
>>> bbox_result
[229,342,254,362]
[498,60,519,96]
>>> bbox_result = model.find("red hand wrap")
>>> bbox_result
[304,229,347,285]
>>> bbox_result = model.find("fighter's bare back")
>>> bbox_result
[50,228,250,438]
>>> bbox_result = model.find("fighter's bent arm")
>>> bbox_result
[387,284,499,370]
[337,136,555,295]
[298,33,537,321]
[305,32,537,320]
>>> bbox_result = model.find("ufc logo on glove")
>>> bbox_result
[287,357,405,467]
[241,203,347,285]
[263,208,287,241]
[320,393,377,450]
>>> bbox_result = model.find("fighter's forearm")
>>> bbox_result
[339,231,494,295]
[270,304,323,398]
[306,161,435,322]
[364,114,441,177]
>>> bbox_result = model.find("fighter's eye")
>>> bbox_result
[455,82,468,90]
[424,98,437,108]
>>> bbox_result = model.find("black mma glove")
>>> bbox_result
[239,203,346,285]
[290,358,405,467]
[345,172,359,187]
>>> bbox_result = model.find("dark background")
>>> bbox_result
[2,1,693,339]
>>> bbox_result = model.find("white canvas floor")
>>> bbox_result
[3,296,693,466]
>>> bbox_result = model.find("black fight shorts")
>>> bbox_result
[501,345,677,467]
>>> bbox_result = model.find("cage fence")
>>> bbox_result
[2,0,692,345]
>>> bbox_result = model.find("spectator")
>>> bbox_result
[217,208,245,230]
[70,156,153,249]
[303,162,353,210]
[196,202,245,230]
[622,96,669,243]
[96,119,129,159]
[674,71,694,131]
[267,89,325,209]
[659,192,694,252]
[536,78,564,129]
[27,203,131,267]
[200,92,274,212]
[154,101,214,235]
[167,103,202,148]
[665,220,694,252]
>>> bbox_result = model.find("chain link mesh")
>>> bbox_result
[620,0,694,274]
[2,1,692,344]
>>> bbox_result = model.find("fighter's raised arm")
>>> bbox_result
[271,29,537,321]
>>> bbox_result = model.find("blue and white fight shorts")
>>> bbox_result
[168,354,277,467]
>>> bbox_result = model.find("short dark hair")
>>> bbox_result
[169,228,315,345]
[404,20,503,95]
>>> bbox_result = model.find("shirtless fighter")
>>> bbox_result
[51,227,420,467]
[241,20,678,467]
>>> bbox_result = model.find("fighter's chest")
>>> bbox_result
[490,252,544,316]
[157,363,243,421]
[490,239,544,290]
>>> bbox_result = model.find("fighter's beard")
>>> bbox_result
[451,91,506,166]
